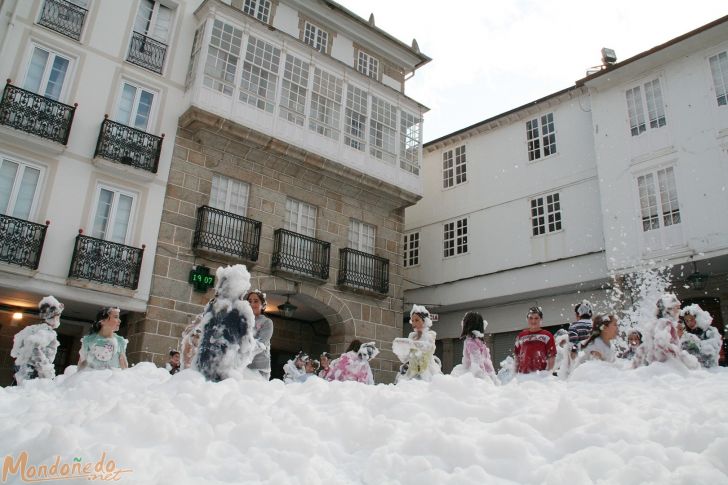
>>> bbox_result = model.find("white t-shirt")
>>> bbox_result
[583,337,615,363]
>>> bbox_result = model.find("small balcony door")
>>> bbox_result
[283,198,317,269]
[0,157,42,220]
[636,167,684,254]
[348,219,376,274]
[23,45,72,101]
[285,198,316,237]
[115,81,155,132]
[208,174,249,240]
[134,0,172,44]
[348,219,375,253]
[91,186,135,245]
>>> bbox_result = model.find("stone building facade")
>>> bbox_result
[127,107,417,382]
[114,0,431,383]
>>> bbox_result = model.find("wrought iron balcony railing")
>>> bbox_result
[0,81,76,144]
[94,117,163,173]
[337,248,389,294]
[272,229,330,281]
[193,206,261,261]
[127,31,167,75]
[68,233,144,290]
[0,214,49,270]
[38,0,88,41]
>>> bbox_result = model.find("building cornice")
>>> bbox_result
[424,85,585,152]
[299,0,432,72]
[193,0,431,72]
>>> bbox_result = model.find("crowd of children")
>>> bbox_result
[280,339,380,384]
[10,285,723,387]
[274,296,719,386]
[510,294,723,380]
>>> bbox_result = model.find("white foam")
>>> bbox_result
[2,362,726,484]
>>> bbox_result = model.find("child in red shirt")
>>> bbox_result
[514,306,557,374]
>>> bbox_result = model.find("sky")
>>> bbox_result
[337,1,727,143]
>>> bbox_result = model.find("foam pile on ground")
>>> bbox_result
[2,363,727,484]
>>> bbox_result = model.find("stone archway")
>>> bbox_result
[247,274,403,382]
[248,274,353,350]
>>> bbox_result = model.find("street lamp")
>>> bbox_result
[278,294,298,318]
[686,261,709,291]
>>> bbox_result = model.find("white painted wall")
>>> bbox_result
[406,89,605,304]
[330,33,354,65]
[270,1,299,35]
[0,0,196,312]
[587,28,728,271]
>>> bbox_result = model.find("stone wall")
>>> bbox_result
[127,107,420,383]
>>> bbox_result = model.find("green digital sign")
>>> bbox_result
[189,266,215,292]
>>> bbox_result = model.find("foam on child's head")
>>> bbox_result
[554,329,569,344]
[527,306,543,318]
[679,303,713,329]
[410,304,432,328]
[575,300,593,318]
[358,342,379,361]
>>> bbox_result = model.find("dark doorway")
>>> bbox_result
[53,333,76,375]
[270,349,291,380]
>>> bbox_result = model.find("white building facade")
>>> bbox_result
[405,16,728,370]
[0,0,197,384]
[583,16,728,354]
[405,87,611,369]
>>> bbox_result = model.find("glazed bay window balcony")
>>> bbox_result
[184,15,425,194]
[193,205,261,262]
[0,215,49,270]
[272,229,330,282]
[68,233,144,290]
[38,0,88,41]
[94,116,164,173]
[0,81,76,144]
[337,248,389,295]
[127,31,167,75]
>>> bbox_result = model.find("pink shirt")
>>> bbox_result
[463,336,495,376]
[328,351,374,384]
[651,318,681,362]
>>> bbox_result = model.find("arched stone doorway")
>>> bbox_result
[245,273,404,382]
[248,275,355,379]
